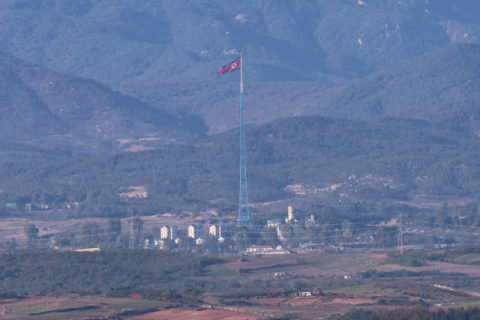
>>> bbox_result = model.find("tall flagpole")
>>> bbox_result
[240,55,244,93]
[237,54,252,228]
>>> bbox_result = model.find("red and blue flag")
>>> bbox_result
[219,57,241,74]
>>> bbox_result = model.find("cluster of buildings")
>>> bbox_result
[244,245,290,255]
[266,206,315,240]
[145,224,225,248]
[6,202,80,211]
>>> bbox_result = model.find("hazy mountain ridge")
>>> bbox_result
[1,0,479,87]
[119,44,480,135]
[322,44,480,128]
[1,116,479,217]
[1,1,480,217]
[0,51,203,158]
[118,79,338,135]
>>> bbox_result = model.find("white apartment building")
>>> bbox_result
[161,225,178,240]
[188,225,203,239]
[209,224,224,238]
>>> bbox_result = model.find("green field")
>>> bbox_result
[329,284,381,294]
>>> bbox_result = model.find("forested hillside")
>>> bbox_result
[0,250,219,293]
[0,52,203,160]
[1,116,479,218]
[322,44,480,128]
[1,1,480,219]
[3,1,480,136]
[1,0,478,85]
[118,43,480,135]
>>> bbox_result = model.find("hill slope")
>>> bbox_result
[0,52,203,159]
[122,44,480,135]
[322,44,480,128]
[1,116,479,217]
[1,0,479,86]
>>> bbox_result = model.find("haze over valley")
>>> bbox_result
[3,1,480,319]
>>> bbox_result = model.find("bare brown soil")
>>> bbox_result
[134,308,259,320]
[255,296,376,307]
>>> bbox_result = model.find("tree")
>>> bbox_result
[117,234,130,248]
[281,224,294,240]
[106,218,122,242]
[132,217,144,247]
[5,238,17,251]
[77,222,103,247]
[260,227,279,248]
[24,223,39,248]
[152,226,160,238]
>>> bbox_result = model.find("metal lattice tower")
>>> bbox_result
[236,57,252,228]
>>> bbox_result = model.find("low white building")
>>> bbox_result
[266,219,285,240]
[153,238,165,248]
[297,291,312,297]
[161,226,178,240]
[305,214,315,225]
[267,218,283,228]
[245,245,290,255]
[196,238,204,245]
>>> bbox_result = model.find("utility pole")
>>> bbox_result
[129,210,135,249]
[397,213,403,253]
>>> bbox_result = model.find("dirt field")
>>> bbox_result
[0,295,166,319]
[254,296,376,307]
[134,308,259,320]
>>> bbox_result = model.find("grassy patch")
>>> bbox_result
[454,253,480,263]
[329,284,381,294]
[106,299,165,312]
[228,276,253,282]
[384,250,427,267]
[218,298,260,306]
[204,265,237,277]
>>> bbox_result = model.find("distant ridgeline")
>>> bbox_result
[0,51,205,161]
[0,0,478,84]
[322,44,480,130]
[1,116,480,217]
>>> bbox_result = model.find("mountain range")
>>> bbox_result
[1,0,479,86]
[1,1,480,216]
[1,116,479,217]
[322,44,480,128]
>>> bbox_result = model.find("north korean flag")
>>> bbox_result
[219,57,241,74]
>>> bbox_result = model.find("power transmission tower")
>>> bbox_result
[236,56,252,229]
[397,213,403,253]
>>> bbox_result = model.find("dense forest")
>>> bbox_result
[1,116,480,218]
[323,44,480,129]
[332,307,480,320]
[1,0,473,86]
[0,51,203,160]
[0,250,220,294]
